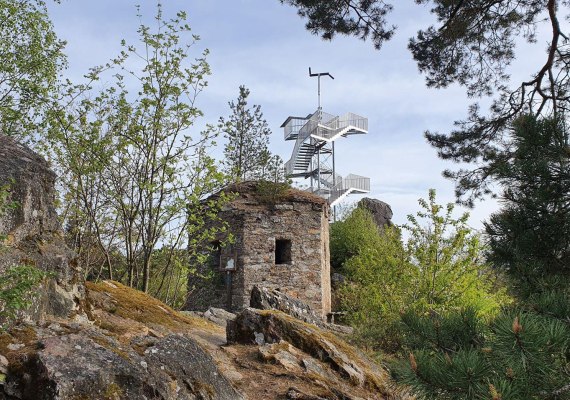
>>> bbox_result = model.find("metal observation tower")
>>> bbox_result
[281,68,370,209]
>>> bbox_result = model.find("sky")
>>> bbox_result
[44,0,551,230]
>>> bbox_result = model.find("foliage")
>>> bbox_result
[146,248,189,309]
[422,0,569,205]
[220,85,284,183]
[330,206,385,270]
[339,221,411,351]
[395,119,570,398]
[254,180,291,204]
[399,307,486,354]
[336,193,506,351]
[186,188,235,276]
[281,0,569,205]
[397,307,570,399]
[485,116,570,283]
[45,3,229,296]
[0,0,66,139]
[0,184,46,328]
[279,0,395,50]
[0,265,46,328]
[403,189,506,316]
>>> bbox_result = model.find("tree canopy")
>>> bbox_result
[281,0,570,205]
[485,116,570,283]
[0,0,66,138]
[220,85,285,183]
[335,192,506,351]
[43,4,229,298]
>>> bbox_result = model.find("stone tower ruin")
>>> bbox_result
[185,181,332,319]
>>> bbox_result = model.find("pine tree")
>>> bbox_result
[281,1,570,206]
[485,116,570,285]
[220,86,282,183]
[398,308,570,400]
[397,118,570,400]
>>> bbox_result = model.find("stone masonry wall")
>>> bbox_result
[185,183,332,319]
[237,201,330,317]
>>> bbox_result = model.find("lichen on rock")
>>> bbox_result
[0,136,398,399]
[0,134,83,322]
[227,307,391,395]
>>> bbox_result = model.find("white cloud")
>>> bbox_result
[47,0,527,230]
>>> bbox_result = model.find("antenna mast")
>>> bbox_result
[282,69,370,221]
[309,67,334,110]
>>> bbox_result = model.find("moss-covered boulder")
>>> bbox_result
[0,281,401,399]
[0,135,83,322]
[227,307,391,395]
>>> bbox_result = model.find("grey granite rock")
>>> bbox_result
[0,135,84,322]
[3,326,243,400]
[251,286,323,326]
[358,198,393,229]
[227,307,386,390]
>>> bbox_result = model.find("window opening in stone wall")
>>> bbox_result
[275,239,292,265]
[210,241,221,270]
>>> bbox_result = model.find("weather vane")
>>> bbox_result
[309,67,334,110]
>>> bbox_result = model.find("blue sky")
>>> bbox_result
[46,1,549,229]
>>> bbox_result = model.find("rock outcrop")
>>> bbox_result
[0,137,399,399]
[251,286,353,335]
[203,307,237,327]
[251,286,323,326]
[3,327,241,399]
[358,198,393,229]
[227,307,391,397]
[0,281,398,399]
[1,281,243,400]
[0,135,83,321]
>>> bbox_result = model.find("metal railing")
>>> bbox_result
[343,174,370,192]
[326,174,371,206]
[283,116,308,141]
[314,112,368,140]
[285,110,323,174]
[284,110,370,205]
[339,112,368,132]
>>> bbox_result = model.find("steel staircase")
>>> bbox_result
[282,108,371,207]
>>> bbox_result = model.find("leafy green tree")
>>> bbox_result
[403,189,505,316]
[46,84,120,282]
[336,194,505,351]
[338,214,411,350]
[395,139,570,398]
[330,206,385,270]
[281,0,569,205]
[104,8,216,293]
[0,0,66,139]
[46,4,228,295]
[220,85,283,182]
[0,265,46,327]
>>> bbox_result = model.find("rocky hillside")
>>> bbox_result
[1,281,402,399]
[0,135,403,399]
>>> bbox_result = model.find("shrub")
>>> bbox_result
[0,183,46,328]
